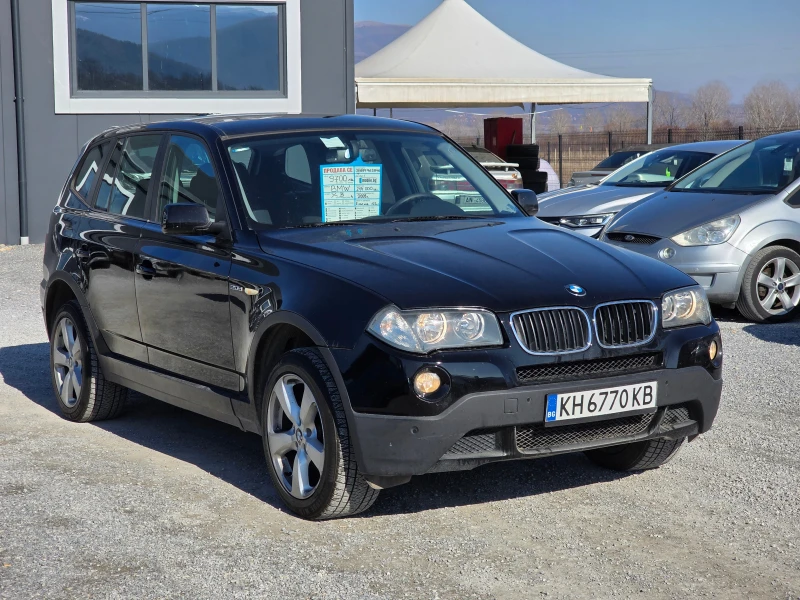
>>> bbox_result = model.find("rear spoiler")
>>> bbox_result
[481,161,519,169]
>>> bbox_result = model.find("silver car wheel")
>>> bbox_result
[53,317,83,408]
[757,256,800,315]
[266,374,325,500]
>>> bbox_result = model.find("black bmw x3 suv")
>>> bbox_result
[42,115,723,519]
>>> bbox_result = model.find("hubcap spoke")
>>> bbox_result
[775,257,787,279]
[53,348,70,367]
[779,291,795,310]
[783,273,800,288]
[61,371,73,403]
[275,378,301,426]
[268,430,295,457]
[60,320,71,352]
[761,289,778,310]
[72,366,83,398]
[758,273,777,289]
[306,437,324,470]
[299,387,317,427]
[291,450,311,498]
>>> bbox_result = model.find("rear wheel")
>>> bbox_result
[50,301,127,422]
[585,437,685,471]
[736,246,800,323]
[261,348,378,520]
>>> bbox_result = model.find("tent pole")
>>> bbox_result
[389,107,393,119]
[373,108,376,116]
[646,84,654,144]
[530,102,536,143]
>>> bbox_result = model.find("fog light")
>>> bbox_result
[414,371,441,396]
[659,247,676,260]
[709,340,718,361]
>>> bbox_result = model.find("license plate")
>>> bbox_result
[545,382,657,424]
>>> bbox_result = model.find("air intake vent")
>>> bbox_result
[516,353,663,384]
[512,308,591,355]
[606,232,661,245]
[594,301,657,348]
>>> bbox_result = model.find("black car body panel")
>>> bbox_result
[42,114,724,485]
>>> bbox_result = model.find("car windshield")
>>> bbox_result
[602,149,716,188]
[226,131,522,229]
[671,135,800,194]
[594,150,646,170]
[465,147,504,163]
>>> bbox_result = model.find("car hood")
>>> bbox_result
[537,184,660,217]
[607,190,774,238]
[258,220,693,312]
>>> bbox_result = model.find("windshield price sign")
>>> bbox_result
[321,157,382,222]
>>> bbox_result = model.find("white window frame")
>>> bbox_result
[52,0,302,114]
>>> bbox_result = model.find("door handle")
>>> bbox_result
[135,260,157,279]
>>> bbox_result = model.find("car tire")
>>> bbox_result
[50,301,127,422]
[261,348,379,520]
[584,437,685,471]
[736,245,800,323]
[512,157,540,170]
[506,144,539,158]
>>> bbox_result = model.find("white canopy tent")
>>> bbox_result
[355,0,655,142]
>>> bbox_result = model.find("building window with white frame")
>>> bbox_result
[52,0,301,114]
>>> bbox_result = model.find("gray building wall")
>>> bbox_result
[0,0,355,245]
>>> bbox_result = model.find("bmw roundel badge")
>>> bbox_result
[566,284,586,297]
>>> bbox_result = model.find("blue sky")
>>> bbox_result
[354,0,800,100]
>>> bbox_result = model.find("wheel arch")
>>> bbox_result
[734,221,800,295]
[44,274,88,339]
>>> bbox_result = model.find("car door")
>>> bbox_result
[80,134,165,363]
[135,133,237,391]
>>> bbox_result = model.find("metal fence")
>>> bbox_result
[454,125,798,188]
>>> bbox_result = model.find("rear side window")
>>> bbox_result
[95,135,162,219]
[73,142,112,201]
[157,135,219,220]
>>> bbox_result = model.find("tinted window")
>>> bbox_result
[603,150,717,188]
[74,2,143,91]
[147,4,212,91]
[227,132,521,229]
[74,142,111,200]
[105,135,162,219]
[95,142,122,211]
[157,136,218,219]
[595,151,645,169]
[673,136,800,194]
[216,5,281,91]
[465,147,503,163]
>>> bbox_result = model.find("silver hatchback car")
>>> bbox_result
[604,131,800,322]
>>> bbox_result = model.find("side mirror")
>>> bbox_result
[161,203,225,236]
[511,189,538,216]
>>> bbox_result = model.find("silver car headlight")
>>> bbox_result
[671,216,740,247]
[662,286,712,328]
[558,213,615,229]
[368,306,503,353]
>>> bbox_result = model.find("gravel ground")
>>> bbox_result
[1,243,798,600]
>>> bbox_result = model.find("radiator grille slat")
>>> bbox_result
[516,353,663,384]
[512,308,590,354]
[606,232,661,245]
[516,414,655,452]
[595,301,656,348]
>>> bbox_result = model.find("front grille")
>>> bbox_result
[606,232,661,245]
[516,413,654,452]
[660,406,692,430]
[594,301,656,348]
[444,430,497,456]
[516,352,663,384]
[512,308,591,354]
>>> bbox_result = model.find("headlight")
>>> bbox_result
[368,307,503,353]
[662,286,712,328]
[558,213,615,229]
[568,178,576,187]
[672,216,740,246]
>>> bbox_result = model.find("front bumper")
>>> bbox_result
[346,366,721,479]
[604,238,748,304]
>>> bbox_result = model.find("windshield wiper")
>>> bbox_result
[290,221,371,228]
[613,181,671,187]
[389,215,485,223]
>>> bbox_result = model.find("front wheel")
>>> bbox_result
[261,348,379,520]
[584,437,685,471]
[736,246,800,322]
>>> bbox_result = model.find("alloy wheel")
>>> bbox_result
[53,317,83,408]
[757,256,800,315]
[266,374,325,499]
